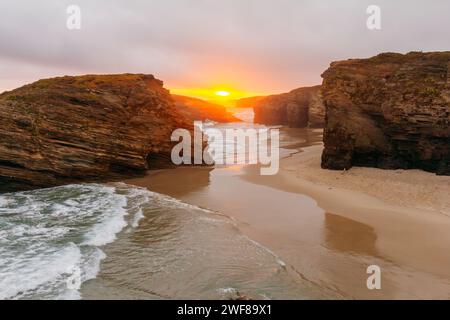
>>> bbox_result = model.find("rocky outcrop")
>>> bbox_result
[249,86,325,128]
[321,52,450,175]
[234,96,265,109]
[172,94,240,123]
[0,74,194,192]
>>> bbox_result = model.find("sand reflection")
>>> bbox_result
[323,212,379,257]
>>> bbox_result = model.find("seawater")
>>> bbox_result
[0,182,320,299]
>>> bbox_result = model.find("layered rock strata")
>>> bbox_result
[321,52,450,175]
[0,74,193,191]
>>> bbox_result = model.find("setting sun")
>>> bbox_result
[169,86,263,106]
[215,90,230,97]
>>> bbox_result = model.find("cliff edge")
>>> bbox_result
[0,74,193,191]
[321,52,450,175]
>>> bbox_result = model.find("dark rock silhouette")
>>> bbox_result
[238,86,325,128]
[172,94,240,123]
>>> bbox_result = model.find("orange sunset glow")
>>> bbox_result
[170,86,264,106]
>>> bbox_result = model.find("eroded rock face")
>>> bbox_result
[0,74,193,192]
[251,86,324,128]
[321,52,450,175]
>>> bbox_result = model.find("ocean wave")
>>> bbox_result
[0,182,302,300]
[0,183,146,299]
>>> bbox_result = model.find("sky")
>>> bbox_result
[0,0,449,101]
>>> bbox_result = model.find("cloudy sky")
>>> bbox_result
[0,0,449,98]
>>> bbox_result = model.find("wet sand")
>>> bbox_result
[125,129,450,299]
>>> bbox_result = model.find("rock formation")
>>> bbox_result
[243,86,325,128]
[172,94,240,123]
[321,52,450,175]
[0,74,194,192]
[234,96,265,109]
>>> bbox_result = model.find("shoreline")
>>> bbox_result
[240,145,450,292]
[125,129,450,299]
[280,145,450,217]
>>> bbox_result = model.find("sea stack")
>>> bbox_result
[0,74,193,192]
[249,85,325,128]
[321,52,450,175]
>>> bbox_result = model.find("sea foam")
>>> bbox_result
[0,183,147,299]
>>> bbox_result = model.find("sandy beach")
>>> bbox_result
[242,143,450,298]
[281,144,450,216]
[126,128,450,299]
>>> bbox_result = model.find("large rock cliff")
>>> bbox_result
[0,74,193,192]
[321,52,450,175]
[248,85,325,128]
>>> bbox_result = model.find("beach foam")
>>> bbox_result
[0,184,146,299]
